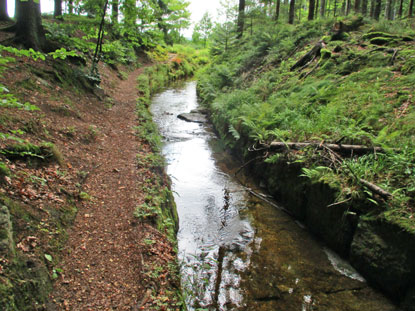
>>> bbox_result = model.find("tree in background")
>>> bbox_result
[237,0,246,38]
[15,0,46,51]
[193,12,213,47]
[54,0,63,18]
[308,0,316,19]
[288,0,295,23]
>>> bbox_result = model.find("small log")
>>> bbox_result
[269,141,386,155]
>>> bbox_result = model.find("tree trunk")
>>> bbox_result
[315,0,320,16]
[289,0,296,23]
[409,0,414,17]
[112,0,118,23]
[334,0,338,16]
[397,0,403,17]
[354,0,361,12]
[308,0,316,19]
[68,0,74,14]
[361,0,368,15]
[341,0,346,15]
[385,0,393,19]
[15,0,46,51]
[237,0,245,39]
[370,0,375,16]
[275,0,281,20]
[320,0,326,15]
[0,0,10,21]
[346,0,352,14]
[54,0,62,18]
[374,0,381,19]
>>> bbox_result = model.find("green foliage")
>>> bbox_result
[198,16,415,229]
[48,48,77,60]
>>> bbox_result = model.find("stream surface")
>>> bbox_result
[151,81,398,311]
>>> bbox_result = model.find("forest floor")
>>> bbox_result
[0,53,181,310]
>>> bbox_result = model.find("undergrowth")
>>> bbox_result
[198,17,415,232]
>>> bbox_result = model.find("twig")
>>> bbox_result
[327,198,352,207]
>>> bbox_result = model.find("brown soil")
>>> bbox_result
[0,55,180,310]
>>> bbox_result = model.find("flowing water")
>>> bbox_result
[151,81,398,311]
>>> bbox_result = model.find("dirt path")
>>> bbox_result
[49,67,168,310]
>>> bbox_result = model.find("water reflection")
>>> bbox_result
[151,81,398,311]
[151,82,254,310]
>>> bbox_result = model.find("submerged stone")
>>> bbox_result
[177,112,207,123]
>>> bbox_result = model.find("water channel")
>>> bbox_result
[151,81,398,311]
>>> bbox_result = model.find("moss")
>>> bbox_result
[320,48,332,60]
[363,31,400,40]
[0,161,10,178]
[401,58,415,75]
[0,277,17,311]
[370,37,398,46]
[2,142,63,165]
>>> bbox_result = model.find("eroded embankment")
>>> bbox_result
[201,113,415,310]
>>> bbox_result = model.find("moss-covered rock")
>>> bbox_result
[370,37,398,46]
[1,142,63,165]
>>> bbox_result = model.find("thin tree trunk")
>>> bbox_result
[315,0,320,16]
[361,0,368,14]
[370,0,375,16]
[374,0,382,19]
[334,0,338,16]
[398,0,403,17]
[341,0,346,14]
[346,0,352,14]
[309,0,316,19]
[354,0,361,12]
[275,0,281,20]
[54,0,62,18]
[237,0,245,39]
[320,0,326,16]
[15,0,46,51]
[385,0,393,19]
[112,0,118,23]
[289,0,296,23]
[409,0,414,17]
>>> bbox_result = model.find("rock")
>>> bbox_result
[190,108,208,114]
[350,219,415,302]
[177,112,207,123]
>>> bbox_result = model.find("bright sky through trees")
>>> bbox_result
[6,0,224,36]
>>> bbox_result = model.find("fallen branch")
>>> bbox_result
[359,178,392,199]
[322,145,393,200]
[268,141,386,155]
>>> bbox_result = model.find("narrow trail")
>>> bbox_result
[49,67,156,310]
